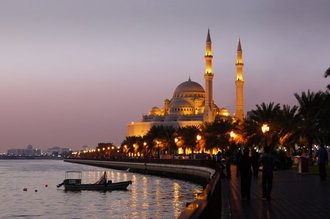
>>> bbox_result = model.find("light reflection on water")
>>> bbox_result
[0,160,202,219]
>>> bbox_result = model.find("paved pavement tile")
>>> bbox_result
[221,166,330,219]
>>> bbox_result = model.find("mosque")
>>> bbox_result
[127,30,245,137]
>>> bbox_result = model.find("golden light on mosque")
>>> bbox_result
[236,75,243,81]
[205,68,212,74]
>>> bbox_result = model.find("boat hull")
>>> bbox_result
[64,180,132,191]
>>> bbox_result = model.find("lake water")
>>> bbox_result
[0,160,202,219]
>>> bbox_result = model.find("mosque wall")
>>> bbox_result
[127,121,203,137]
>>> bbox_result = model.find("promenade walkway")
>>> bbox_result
[221,166,330,219]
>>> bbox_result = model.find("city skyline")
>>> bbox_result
[0,0,329,152]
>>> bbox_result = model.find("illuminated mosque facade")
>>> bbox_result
[128,30,245,137]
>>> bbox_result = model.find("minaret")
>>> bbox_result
[204,29,215,122]
[235,38,244,121]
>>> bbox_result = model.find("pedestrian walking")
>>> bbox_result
[239,147,252,200]
[236,149,242,177]
[215,151,226,177]
[226,155,232,178]
[315,144,328,181]
[260,146,274,200]
[251,149,259,178]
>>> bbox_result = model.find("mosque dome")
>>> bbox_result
[173,78,205,96]
[218,107,230,117]
[170,99,192,108]
[168,78,206,116]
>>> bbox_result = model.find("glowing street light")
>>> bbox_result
[155,140,160,159]
[261,124,270,134]
[196,135,202,141]
[261,123,271,148]
[230,131,236,139]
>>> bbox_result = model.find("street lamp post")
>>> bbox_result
[196,134,202,154]
[143,142,147,157]
[229,130,237,153]
[156,140,160,159]
[261,123,270,148]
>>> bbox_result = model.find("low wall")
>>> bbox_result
[64,159,221,218]
[64,159,215,184]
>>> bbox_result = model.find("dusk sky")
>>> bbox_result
[0,0,329,152]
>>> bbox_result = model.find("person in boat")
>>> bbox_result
[95,171,107,185]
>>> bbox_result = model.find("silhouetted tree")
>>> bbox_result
[144,125,176,157]
[245,102,281,149]
[294,90,324,158]
[325,67,330,90]
[201,119,234,152]
[121,136,143,154]
[177,126,200,155]
[277,105,300,154]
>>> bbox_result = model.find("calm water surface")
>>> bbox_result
[0,160,202,219]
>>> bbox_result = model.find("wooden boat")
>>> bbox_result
[57,171,132,191]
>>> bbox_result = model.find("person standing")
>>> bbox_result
[260,146,274,200]
[236,149,242,177]
[226,155,232,178]
[316,144,328,181]
[239,147,252,200]
[251,149,260,178]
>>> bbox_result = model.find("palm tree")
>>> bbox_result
[159,126,177,155]
[249,102,281,123]
[294,90,324,158]
[177,126,200,155]
[201,119,235,152]
[243,118,261,148]
[325,67,330,90]
[318,91,330,145]
[277,105,300,154]
[245,102,281,149]
[121,136,143,155]
[144,125,177,157]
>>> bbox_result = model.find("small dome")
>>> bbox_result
[173,78,205,95]
[149,106,162,116]
[218,107,230,117]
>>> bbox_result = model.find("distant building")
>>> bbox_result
[128,30,245,136]
[46,146,71,157]
[7,145,41,156]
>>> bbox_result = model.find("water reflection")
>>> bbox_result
[142,176,149,218]
[0,160,202,219]
[130,174,138,216]
[173,182,182,218]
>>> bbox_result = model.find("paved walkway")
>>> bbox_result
[221,166,330,219]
